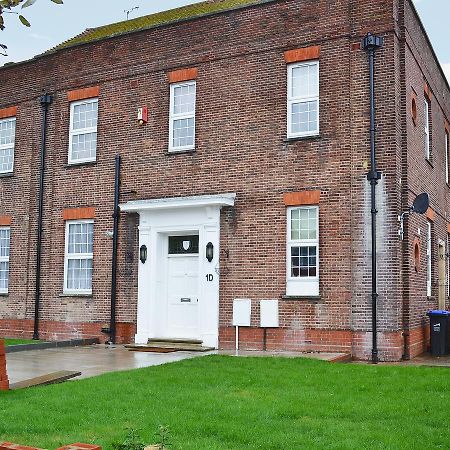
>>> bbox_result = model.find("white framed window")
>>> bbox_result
[427,220,432,297]
[68,98,98,164]
[424,98,431,160]
[445,131,449,185]
[0,117,16,174]
[64,220,94,294]
[0,227,10,294]
[169,81,196,152]
[286,206,319,296]
[287,61,319,138]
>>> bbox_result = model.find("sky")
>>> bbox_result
[0,0,449,82]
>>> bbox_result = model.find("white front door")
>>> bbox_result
[166,235,199,339]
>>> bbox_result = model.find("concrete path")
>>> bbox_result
[5,344,210,384]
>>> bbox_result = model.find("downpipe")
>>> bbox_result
[33,93,53,340]
[109,154,121,344]
[362,33,383,364]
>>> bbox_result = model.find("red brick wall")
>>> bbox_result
[399,0,450,359]
[0,0,447,361]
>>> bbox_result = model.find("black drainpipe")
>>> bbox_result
[362,34,383,364]
[109,154,121,344]
[33,93,53,340]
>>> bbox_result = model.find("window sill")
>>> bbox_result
[0,172,14,178]
[59,293,93,298]
[282,295,321,301]
[166,149,196,156]
[283,135,321,144]
[0,293,9,297]
[65,161,97,169]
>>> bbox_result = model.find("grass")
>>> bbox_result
[2,338,42,346]
[0,355,449,449]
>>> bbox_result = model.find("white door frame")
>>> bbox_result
[120,193,236,348]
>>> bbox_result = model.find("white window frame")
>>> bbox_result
[168,81,196,152]
[68,98,98,165]
[286,206,319,297]
[63,219,94,295]
[427,220,432,297]
[287,61,320,139]
[0,226,10,295]
[445,131,449,185]
[424,98,431,160]
[0,117,16,174]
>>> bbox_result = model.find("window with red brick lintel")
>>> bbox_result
[445,123,449,185]
[0,116,16,174]
[64,220,94,295]
[68,98,98,165]
[287,61,319,138]
[287,206,319,297]
[426,220,432,297]
[169,80,196,152]
[0,227,10,295]
[424,84,432,161]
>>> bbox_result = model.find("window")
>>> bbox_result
[424,98,431,160]
[287,61,319,138]
[169,81,196,152]
[287,206,319,296]
[0,227,10,294]
[64,220,94,294]
[0,117,16,174]
[168,235,199,255]
[446,131,449,185]
[427,220,432,297]
[69,98,98,164]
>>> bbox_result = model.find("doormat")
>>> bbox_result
[127,347,178,353]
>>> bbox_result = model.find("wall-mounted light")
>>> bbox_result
[206,242,214,262]
[140,245,147,264]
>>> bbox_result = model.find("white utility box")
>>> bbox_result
[260,299,279,328]
[233,299,251,326]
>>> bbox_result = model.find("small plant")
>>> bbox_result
[112,428,145,450]
[154,425,171,450]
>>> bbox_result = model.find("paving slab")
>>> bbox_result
[5,345,211,385]
[218,349,351,361]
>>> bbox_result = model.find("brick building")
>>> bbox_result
[0,0,448,360]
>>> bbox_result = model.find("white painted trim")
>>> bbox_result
[120,193,236,213]
[132,193,232,348]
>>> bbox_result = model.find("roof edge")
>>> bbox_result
[406,0,450,94]
[0,0,278,71]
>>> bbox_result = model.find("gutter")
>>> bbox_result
[33,93,53,340]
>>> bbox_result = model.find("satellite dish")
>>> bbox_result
[411,193,429,215]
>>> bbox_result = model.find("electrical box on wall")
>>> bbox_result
[137,106,148,125]
[233,299,251,326]
[260,300,279,328]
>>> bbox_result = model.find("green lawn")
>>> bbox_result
[0,355,449,449]
[2,338,42,346]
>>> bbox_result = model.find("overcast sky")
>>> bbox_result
[0,0,449,81]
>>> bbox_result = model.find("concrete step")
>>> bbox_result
[147,338,203,345]
[126,340,214,353]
